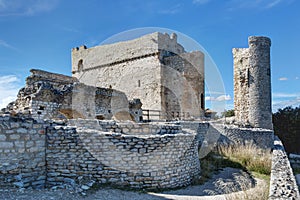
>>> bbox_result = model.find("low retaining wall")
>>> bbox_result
[209,123,274,149]
[69,119,182,135]
[269,136,300,199]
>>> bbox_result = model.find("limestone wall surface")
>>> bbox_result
[269,136,300,199]
[73,55,163,114]
[0,117,200,190]
[162,51,205,119]
[46,122,200,189]
[68,119,182,135]
[233,48,250,124]
[71,32,184,74]
[248,36,272,130]
[0,115,47,189]
[209,123,274,149]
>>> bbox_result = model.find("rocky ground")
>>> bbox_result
[0,167,269,200]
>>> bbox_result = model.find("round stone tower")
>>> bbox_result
[248,36,272,129]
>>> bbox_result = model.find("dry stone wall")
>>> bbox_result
[0,116,200,190]
[46,121,200,189]
[0,115,47,189]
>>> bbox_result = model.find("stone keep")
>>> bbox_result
[71,32,205,120]
[233,36,272,129]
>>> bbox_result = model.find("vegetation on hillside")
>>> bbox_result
[273,106,300,154]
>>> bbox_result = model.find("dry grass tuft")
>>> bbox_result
[218,142,272,175]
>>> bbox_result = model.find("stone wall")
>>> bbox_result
[71,32,184,74]
[68,119,183,135]
[5,69,142,122]
[233,48,249,124]
[162,51,205,119]
[269,136,300,199]
[0,115,46,189]
[46,121,200,189]
[209,123,274,149]
[178,121,274,150]
[0,116,200,190]
[73,55,163,115]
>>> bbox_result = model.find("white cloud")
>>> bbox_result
[266,0,282,8]
[205,96,213,101]
[0,0,59,16]
[205,94,231,101]
[159,4,181,14]
[272,91,300,112]
[193,0,211,5]
[0,75,21,109]
[278,77,288,81]
[0,39,17,51]
[216,94,231,101]
[273,92,300,98]
[228,0,288,11]
[272,98,300,112]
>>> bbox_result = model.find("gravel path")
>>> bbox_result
[0,168,260,200]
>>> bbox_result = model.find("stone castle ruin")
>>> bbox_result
[0,32,298,199]
[72,32,205,121]
[233,36,272,129]
[7,69,143,122]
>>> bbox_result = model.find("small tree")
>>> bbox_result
[273,106,300,154]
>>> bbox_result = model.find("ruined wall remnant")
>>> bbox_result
[233,36,272,129]
[4,69,142,122]
[72,32,205,120]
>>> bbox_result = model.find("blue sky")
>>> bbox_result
[0,0,299,113]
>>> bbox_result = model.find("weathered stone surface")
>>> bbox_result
[269,137,300,199]
[0,116,46,189]
[233,36,272,130]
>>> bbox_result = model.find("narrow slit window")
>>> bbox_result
[78,59,83,71]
